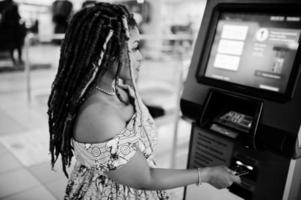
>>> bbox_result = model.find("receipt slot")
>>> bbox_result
[181,0,301,199]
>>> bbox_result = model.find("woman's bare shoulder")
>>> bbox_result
[73,95,126,143]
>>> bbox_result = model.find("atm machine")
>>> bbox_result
[181,0,301,199]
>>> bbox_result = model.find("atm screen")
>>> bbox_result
[198,8,301,99]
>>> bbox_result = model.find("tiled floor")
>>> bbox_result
[0,44,191,199]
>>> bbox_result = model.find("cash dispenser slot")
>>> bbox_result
[199,89,263,149]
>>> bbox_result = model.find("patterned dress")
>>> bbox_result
[64,85,170,200]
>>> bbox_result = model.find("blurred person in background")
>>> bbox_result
[52,0,73,34]
[47,2,241,199]
[52,0,73,44]
[0,0,26,65]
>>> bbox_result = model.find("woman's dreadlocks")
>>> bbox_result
[47,2,137,177]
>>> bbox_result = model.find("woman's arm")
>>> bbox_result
[106,151,241,190]
[76,103,241,190]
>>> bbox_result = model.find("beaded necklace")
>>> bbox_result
[95,86,116,96]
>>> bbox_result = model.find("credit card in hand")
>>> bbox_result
[234,168,249,176]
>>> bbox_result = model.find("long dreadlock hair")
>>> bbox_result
[47,2,137,177]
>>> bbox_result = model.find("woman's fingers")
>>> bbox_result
[231,174,242,184]
[206,166,242,189]
[226,168,236,175]
[225,167,242,184]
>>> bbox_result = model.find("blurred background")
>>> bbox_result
[0,0,207,199]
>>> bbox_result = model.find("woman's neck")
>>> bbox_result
[96,72,116,93]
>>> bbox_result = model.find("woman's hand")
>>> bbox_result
[201,166,241,189]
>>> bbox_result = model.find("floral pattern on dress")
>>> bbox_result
[64,85,170,200]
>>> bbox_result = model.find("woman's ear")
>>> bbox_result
[108,60,119,75]
[119,45,135,86]
[120,45,130,69]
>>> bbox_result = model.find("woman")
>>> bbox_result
[47,3,241,200]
